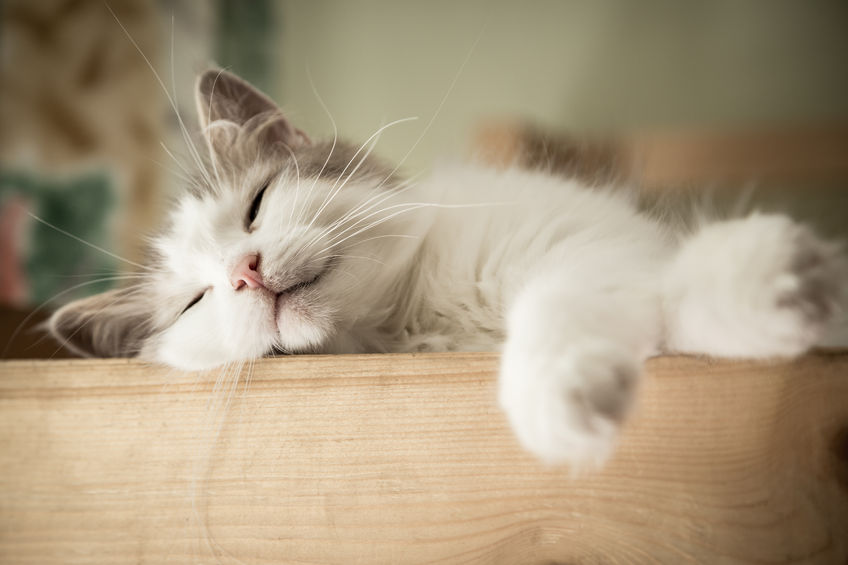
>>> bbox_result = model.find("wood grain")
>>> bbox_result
[1,353,847,564]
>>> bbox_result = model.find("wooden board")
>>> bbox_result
[1,352,847,564]
[473,122,848,190]
[0,306,75,359]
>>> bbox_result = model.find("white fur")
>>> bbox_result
[148,161,846,467]
[663,213,847,358]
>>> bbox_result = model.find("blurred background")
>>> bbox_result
[1,0,847,356]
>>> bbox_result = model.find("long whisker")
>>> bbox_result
[44,272,153,280]
[311,252,385,267]
[105,3,214,191]
[26,212,146,269]
[202,68,234,191]
[276,145,302,229]
[298,176,420,253]
[294,67,339,228]
[296,129,422,255]
[316,199,432,251]
[371,28,485,196]
[158,141,194,178]
[319,201,504,256]
[243,358,255,397]
[317,175,423,242]
[164,15,204,185]
[305,117,418,231]
[144,152,193,185]
[335,233,422,251]
[190,361,250,565]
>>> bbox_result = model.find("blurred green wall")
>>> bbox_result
[276,0,848,173]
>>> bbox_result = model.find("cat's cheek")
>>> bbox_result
[275,292,334,351]
[150,304,277,371]
[150,327,232,371]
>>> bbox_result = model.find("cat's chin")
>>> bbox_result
[273,289,332,351]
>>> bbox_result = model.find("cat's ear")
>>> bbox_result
[195,69,310,156]
[48,288,152,358]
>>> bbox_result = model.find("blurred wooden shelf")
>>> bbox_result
[0,306,74,359]
[474,122,848,189]
[1,352,847,564]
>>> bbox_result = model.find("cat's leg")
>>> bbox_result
[663,213,847,358]
[499,265,662,469]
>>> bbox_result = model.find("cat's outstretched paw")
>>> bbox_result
[499,339,639,470]
[665,214,847,358]
[766,224,846,354]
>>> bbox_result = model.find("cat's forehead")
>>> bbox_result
[154,190,250,282]
[189,158,277,199]
[172,192,236,238]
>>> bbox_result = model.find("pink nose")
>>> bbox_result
[230,254,264,290]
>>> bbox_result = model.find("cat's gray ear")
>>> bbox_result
[195,69,310,156]
[49,288,152,358]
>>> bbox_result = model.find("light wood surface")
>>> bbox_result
[1,353,847,564]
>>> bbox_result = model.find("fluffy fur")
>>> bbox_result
[50,70,848,468]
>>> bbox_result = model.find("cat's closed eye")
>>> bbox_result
[247,184,268,227]
[180,290,207,315]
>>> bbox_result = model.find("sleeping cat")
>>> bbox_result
[49,70,847,468]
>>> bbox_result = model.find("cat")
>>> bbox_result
[49,70,848,468]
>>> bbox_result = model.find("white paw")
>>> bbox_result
[666,214,847,358]
[767,226,848,355]
[749,218,846,356]
[499,339,640,470]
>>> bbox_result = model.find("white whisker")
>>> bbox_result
[26,212,145,269]
[296,67,339,227]
[305,117,418,231]
[105,3,215,190]
[369,27,485,194]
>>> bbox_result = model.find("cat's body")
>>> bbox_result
[386,164,670,355]
[50,71,847,468]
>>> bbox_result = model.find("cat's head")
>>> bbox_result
[49,70,425,370]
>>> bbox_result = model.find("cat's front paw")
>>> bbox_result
[766,225,846,354]
[723,216,848,357]
[499,339,640,470]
